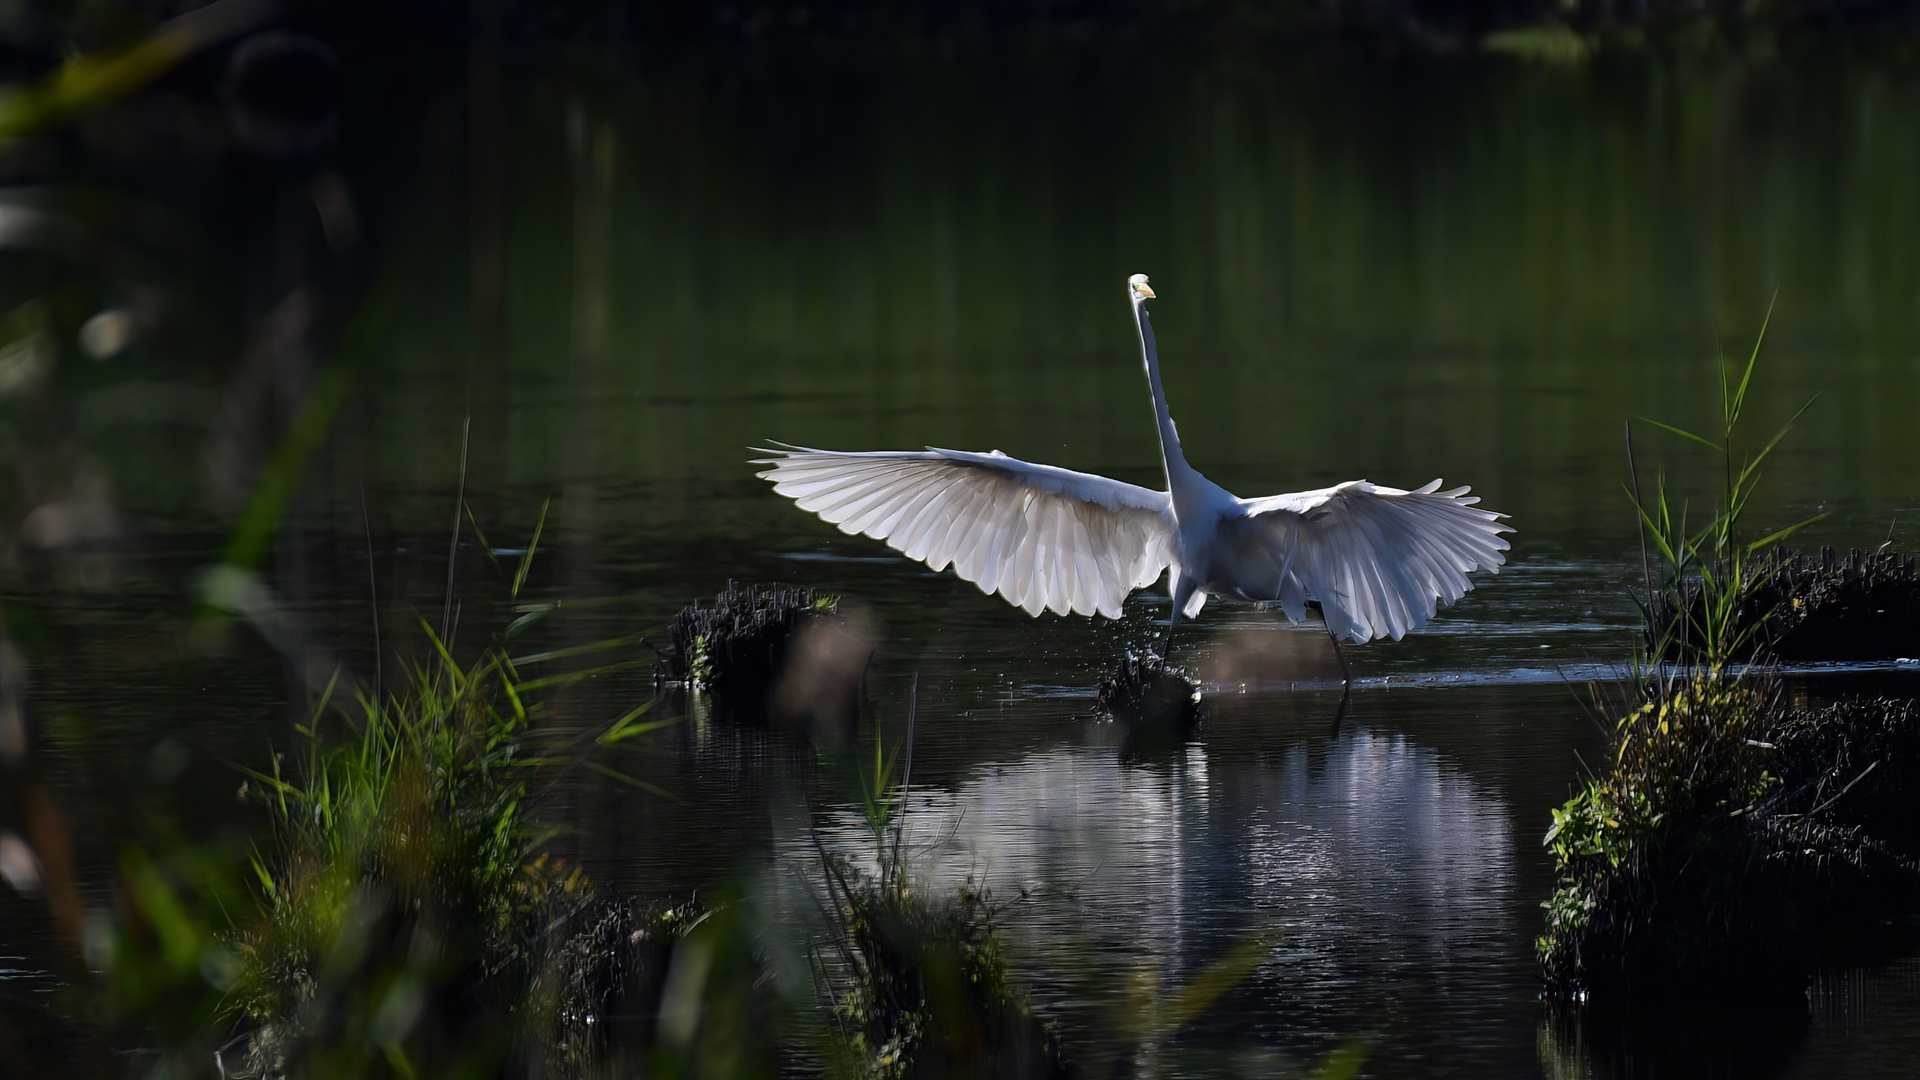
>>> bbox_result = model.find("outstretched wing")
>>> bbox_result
[1228,480,1511,643]
[755,445,1172,618]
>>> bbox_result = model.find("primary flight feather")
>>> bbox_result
[756,274,1511,645]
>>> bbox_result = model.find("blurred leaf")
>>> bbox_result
[1312,1039,1372,1080]
[1149,930,1280,1037]
[0,0,276,141]
[599,699,679,745]
[583,759,679,801]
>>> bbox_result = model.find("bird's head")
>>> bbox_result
[1128,273,1155,300]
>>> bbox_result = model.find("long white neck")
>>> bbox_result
[1132,295,1196,493]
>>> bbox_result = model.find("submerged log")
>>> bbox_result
[1648,547,1920,663]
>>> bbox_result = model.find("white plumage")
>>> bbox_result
[756,275,1511,645]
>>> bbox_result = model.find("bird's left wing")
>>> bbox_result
[755,445,1171,618]
[1229,480,1512,643]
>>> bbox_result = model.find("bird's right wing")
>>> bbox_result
[755,445,1172,618]
[1231,479,1511,643]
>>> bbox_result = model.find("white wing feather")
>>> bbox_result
[755,445,1172,618]
[1229,480,1512,643]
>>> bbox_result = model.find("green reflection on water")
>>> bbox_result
[353,52,1920,562]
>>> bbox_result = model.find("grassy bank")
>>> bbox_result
[1539,675,1920,1002]
[74,639,588,1076]
[1539,321,1920,1005]
[46,628,791,1078]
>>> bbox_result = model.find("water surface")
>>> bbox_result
[7,36,1920,1076]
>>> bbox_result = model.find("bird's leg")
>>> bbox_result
[1165,573,1195,661]
[1325,629,1353,737]
[1328,683,1351,737]
[1326,629,1351,690]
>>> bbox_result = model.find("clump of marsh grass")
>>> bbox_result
[1541,312,1920,1005]
[1539,674,1920,1002]
[1539,673,1794,1000]
[1627,303,1824,671]
[536,896,691,1070]
[227,638,588,1076]
[57,630,601,1078]
[77,619,777,1077]
[810,718,1068,1080]
[531,894,779,1078]
[819,866,1060,1079]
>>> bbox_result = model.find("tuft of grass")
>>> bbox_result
[1628,301,1824,670]
[1538,673,1785,998]
[225,634,588,1076]
[1543,311,1814,1002]
[811,722,1068,1080]
[529,893,779,1079]
[65,627,604,1077]
[1539,672,1920,1003]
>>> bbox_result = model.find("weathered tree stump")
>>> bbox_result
[658,582,867,735]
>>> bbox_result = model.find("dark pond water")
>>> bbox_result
[7,29,1920,1077]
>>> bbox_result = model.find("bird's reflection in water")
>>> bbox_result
[794,723,1518,1065]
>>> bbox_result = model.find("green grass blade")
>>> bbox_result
[509,636,641,666]
[416,616,467,685]
[599,716,681,745]
[1748,511,1833,551]
[505,605,555,639]
[583,760,680,801]
[464,506,504,577]
[500,671,527,723]
[1727,292,1777,432]
[1154,931,1279,1033]
[511,496,551,600]
[1311,1041,1373,1080]
[1637,417,1723,453]
[514,659,650,693]
[599,700,683,745]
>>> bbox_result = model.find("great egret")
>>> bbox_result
[755,274,1511,665]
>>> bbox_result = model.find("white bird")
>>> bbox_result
[755,274,1511,662]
